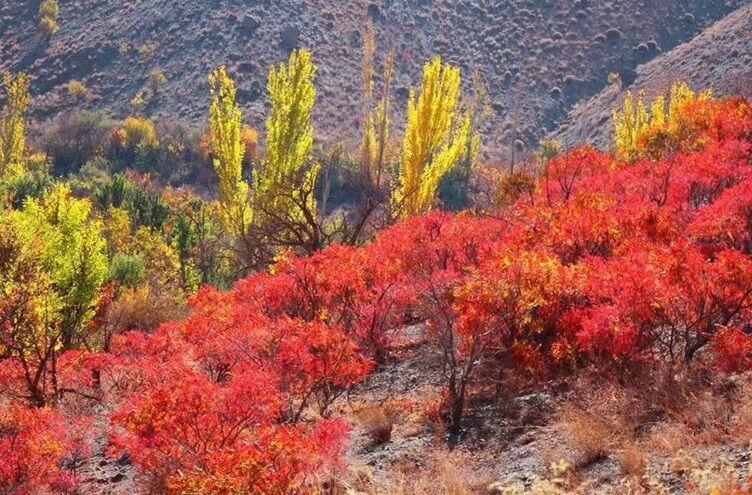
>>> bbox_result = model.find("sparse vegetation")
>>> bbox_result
[357,403,398,445]
[38,0,60,36]
[66,79,88,100]
[129,91,146,111]
[149,67,166,94]
[137,41,157,58]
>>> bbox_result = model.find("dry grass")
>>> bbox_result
[344,364,752,495]
[558,401,613,466]
[618,445,647,478]
[645,422,694,456]
[357,404,398,445]
[556,367,752,467]
[351,450,480,495]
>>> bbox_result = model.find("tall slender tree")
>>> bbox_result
[253,49,319,247]
[0,72,32,180]
[360,19,394,190]
[208,66,249,238]
[392,57,470,218]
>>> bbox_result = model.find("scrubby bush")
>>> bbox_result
[38,0,60,36]
[42,111,115,175]
[149,68,166,94]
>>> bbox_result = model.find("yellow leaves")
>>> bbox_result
[650,95,666,127]
[361,25,394,189]
[0,184,107,358]
[612,90,650,161]
[0,72,31,180]
[255,49,318,222]
[119,116,158,149]
[104,206,131,255]
[208,65,250,237]
[133,226,183,296]
[39,0,60,36]
[612,82,712,161]
[17,184,108,308]
[393,56,469,218]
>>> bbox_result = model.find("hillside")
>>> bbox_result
[5,93,748,495]
[1,0,750,160]
[551,3,752,150]
[4,4,752,495]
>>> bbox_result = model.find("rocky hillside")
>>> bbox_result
[1,0,750,161]
[552,3,752,150]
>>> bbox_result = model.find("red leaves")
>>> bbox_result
[104,253,371,492]
[2,94,752,488]
[540,146,612,206]
[689,176,752,253]
[109,360,351,493]
[109,366,280,478]
[0,403,81,495]
[712,326,752,373]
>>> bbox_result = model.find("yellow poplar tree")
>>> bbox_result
[360,19,394,189]
[254,49,318,222]
[612,82,711,160]
[208,65,250,237]
[612,90,650,160]
[0,72,32,179]
[393,56,470,217]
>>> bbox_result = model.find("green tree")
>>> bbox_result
[392,56,470,218]
[0,72,32,180]
[0,184,108,405]
[208,66,250,237]
[13,184,108,349]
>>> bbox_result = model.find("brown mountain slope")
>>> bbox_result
[1,0,749,160]
[551,3,752,150]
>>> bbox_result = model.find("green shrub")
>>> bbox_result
[107,253,144,288]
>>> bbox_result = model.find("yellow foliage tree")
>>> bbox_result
[119,115,158,149]
[11,184,108,350]
[254,49,318,224]
[0,72,31,180]
[360,19,394,189]
[393,56,470,218]
[208,65,250,237]
[39,0,60,36]
[613,82,711,160]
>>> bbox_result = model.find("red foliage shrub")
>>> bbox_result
[3,94,752,484]
[0,403,81,494]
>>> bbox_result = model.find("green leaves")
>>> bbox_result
[11,184,107,348]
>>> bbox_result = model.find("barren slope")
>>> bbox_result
[1,0,750,160]
[551,3,752,150]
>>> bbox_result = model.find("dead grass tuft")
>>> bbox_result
[558,401,612,466]
[618,445,647,477]
[357,404,398,445]
[357,450,478,495]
